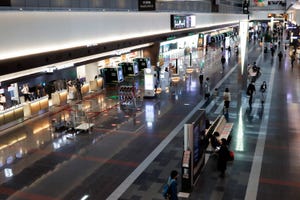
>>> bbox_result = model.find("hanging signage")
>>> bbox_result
[170,14,196,30]
[138,0,156,11]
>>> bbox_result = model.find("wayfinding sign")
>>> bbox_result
[138,0,156,11]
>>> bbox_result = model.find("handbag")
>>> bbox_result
[228,150,234,161]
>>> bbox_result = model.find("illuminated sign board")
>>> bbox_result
[170,14,196,30]
[138,0,155,11]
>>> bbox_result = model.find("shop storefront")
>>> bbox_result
[159,34,199,71]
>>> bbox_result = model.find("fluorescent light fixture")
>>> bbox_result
[4,168,13,178]
[81,195,90,200]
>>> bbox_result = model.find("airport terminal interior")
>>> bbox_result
[0,0,300,200]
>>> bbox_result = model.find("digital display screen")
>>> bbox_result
[144,74,154,90]
[133,62,139,74]
[171,14,196,30]
[118,68,124,81]
[192,115,206,175]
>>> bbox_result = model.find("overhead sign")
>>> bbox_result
[170,14,196,30]
[138,0,156,11]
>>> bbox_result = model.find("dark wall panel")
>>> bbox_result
[0,0,11,6]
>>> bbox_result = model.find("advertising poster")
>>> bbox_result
[253,0,268,6]
[144,73,154,90]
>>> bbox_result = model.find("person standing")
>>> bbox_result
[75,78,83,100]
[223,88,231,118]
[0,93,6,110]
[247,81,256,109]
[21,84,31,102]
[217,138,230,178]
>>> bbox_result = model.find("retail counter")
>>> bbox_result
[0,105,24,125]
[89,78,104,91]
[51,90,68,106]
[23,96,49,118]
[81,83,89,95]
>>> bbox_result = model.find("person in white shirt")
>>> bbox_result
[21,84,30,102]
[223,88,231,114]
[0,93,6,110]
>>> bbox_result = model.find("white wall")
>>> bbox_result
[0,11,247,60]
[250,10,283,21]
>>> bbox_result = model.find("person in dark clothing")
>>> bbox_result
[291,54,295,69]
[247,81,256,109]
[75,78,83,100]
[271,46,275,57]
[168,170,178,200]
[199,69,204,85]
[217,138,230,178]
[204,77,210,100]
[278,51,283,62]
[211,132,221,149]
[221,55,226,68]
[260,81,267,105]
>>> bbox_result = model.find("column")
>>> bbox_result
[85,62,98,82]
[239,20,249,89]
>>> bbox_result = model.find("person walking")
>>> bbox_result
[164,170,178,200]
[291,53,296,69]
[199,69,204,86]
[217,138,230,178]
[247,81,256,109]
[260,81,267,105]
[234,45,239,56]
[278,51,283,63]
[227,46,231,57]
[204,77,210,100]
[221,55,226,69]
[223,88,231,119]
[271,46,275,57]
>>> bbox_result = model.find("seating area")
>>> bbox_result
[214,115,234,141]
[206,115,234,152]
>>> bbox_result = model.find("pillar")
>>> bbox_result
[239,20,249,89]
[85,62,98,82]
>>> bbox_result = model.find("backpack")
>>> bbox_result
[162,179,175,199]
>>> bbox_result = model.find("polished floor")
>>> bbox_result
[0,38,299,200]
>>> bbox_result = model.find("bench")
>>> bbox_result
[205,115,234,153]
[75,123,94,133]
[205,115,222,138]
[215,115,233,141]
[205,115,222,152]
